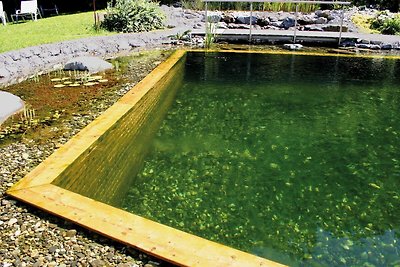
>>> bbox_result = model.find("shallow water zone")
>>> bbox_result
[120,52,400,266]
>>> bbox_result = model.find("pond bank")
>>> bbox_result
[0,6,400,267]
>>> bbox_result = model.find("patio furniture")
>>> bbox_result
[0,1,7,25]
[39,4,58,17]
[11,0,42,22]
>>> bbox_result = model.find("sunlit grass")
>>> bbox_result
[351,13,379,34]
[0,11,115,53]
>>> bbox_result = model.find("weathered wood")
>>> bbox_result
[9,184,285,267]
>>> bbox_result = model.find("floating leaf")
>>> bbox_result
[369,183,381,189]
[83,82,96,86]
[270,163,279,169]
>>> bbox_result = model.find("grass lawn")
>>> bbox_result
[0,11,115,53]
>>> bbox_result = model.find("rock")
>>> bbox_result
[282,17,295,29]
[315,10,331,18]
[0,67,10,79]
[48,246,58,253]
[283,43,303,50]
[315,17,328,24]
[64,56,113,74]
[297,15,316,25]
[66,229,77,237]
[0,91,24,124]
[90,259,106,267]
[235,12,257,25]
[356,43,381,50]
[206,11,222,23]
[321,25,348,32]
[270,21,283,28]
[257,16,270,26]
[8,218,18,226]
[222,13,235,24]
[304,25,324,31]
[381,43,393,50]
[340,40,356,47]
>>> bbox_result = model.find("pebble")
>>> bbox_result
[65,229,77,237]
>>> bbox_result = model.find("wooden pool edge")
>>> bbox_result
[7,49,286,267]
[188,48,400,60]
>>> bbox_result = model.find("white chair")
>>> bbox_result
[0,1,7,25]
[12,0,42,22]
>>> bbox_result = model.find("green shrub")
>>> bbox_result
[369,12,400,35]
[379,17,400,34]
[101,0,165,33]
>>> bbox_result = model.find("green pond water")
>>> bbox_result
[120,52,400,266]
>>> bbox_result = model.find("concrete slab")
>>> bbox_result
[192,29,400,45]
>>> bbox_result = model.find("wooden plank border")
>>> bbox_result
[7,49,286,267]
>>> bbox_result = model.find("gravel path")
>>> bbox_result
[1,6,399,267]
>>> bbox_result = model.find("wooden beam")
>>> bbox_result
[9,184,285,267]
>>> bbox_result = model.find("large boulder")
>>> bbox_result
[64,56,113,73]
[206,11,222,23]
[0,91,24,124]
[298,15,316,25]
[235,12,257,25]
[322,25,348,32]
[282,17,295,29]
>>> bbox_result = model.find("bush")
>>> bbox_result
[379,17,400,34]
[369,12,400,35]
[101,0,165,33]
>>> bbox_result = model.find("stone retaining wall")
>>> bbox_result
[0,30,180,87]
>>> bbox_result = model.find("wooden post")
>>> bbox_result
[93,0,97,27]
[338,7,344,46]
[249,2,253,43]
[293,4,298,43]
[205,1,208,35]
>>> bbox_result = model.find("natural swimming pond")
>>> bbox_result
[12,51,400,266]
[121,52,400,266]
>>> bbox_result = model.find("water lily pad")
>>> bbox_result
[83,82,96,86]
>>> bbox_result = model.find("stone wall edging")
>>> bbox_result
[0,28,182,87]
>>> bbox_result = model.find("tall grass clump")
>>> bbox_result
[204,21,218,49]
[101,0,165,33]
[182,0,319,12]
